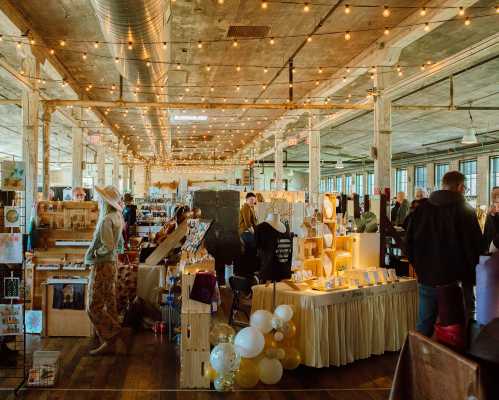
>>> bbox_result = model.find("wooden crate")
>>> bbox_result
[181,273,211,314]
[180,349,210,389]
[303,258,323,277]
[298,237,324,261]
[41,282,93,337]
[181,312,210,352]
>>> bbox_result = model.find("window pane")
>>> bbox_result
[435,163,449,189]
[491,157,499,201]
[460,160,477,206]
[345,176,352,194]
[336,176,343,193]
[414,166,427,193]
[367,172,374,195]
[395,168,408,194]
[355,174,364,197]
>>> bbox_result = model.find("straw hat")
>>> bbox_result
[94,185,123,212]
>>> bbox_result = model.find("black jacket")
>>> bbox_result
[255,222,292,282]
[406,190,483,286]
[483,213,499,252]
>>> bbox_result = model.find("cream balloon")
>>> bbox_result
[250,310,273,334]
[274,305,293,322]
[210,342,240,374]
[234,326,265,359]
[258,357,283,385]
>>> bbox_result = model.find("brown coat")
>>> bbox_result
[239,203,257,234]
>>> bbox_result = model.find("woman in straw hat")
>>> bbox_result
[85,185,127,355]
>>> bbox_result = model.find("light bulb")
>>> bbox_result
[269,37,275,45]
[176,63,181,69]
[346,67,351,73]
[218,0,224,4]
[420,64,425,71]
[0,35,3,41]
[307,36,312,42]
[206,65,211,71]
[30,39,35,45]
[420,7,427,16]
[344,31,351,40]
[384,27,390,35]
[303,2,310,12]
[382,6,390,17]
[464,16,470,25]
[197,41,203,48]
[236,86,240,91]
[342,76,347,82]
[236,65,241,72]
[115,57,119,63]
[261,0,268,9]
[315,80,319,85]
[94,41,99,48]
[318,67,323,74]
[163,42,167,49]
[345,4,351,14]
[128,41,133,50]
[233,39,238,47]
[60,39,66,47]
[424,22,430,31]
[459,6,465,16]
[496,5,499,13]
[264,67,268,73]
[50,48,55,55]
[82,52,87,60]
[16,42,21,49]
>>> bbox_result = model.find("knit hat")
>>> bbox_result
[94,185,123,212]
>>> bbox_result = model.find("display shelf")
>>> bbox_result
[322,193,337,224]
[298,237,324,261]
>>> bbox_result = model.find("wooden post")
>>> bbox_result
[144,164,151,199]
[373,71,392,199]
[42,105,53,200]
[21,54,40,222]
[96,144,105,187]
[72,125,84,189]
[308,115,320,208]
[274,132,284,190]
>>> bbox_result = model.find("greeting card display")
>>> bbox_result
[0,304,23,335]
[0,233,23,263]
[1,161,25,191]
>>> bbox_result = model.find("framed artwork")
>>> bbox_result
[1,161,25,191]
[0,233,23,264]
[4,274,20,299]
[26,310,43,334]
[182,218,213,253]
[4,206,21,227]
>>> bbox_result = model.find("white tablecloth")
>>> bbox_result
[252,279,417,368]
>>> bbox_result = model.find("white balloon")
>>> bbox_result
[234,327,265,359]
[258,357,283,385]
[274,305,293,323]
[250,310,273,334]
[274,331,284,342]
[210,342,240,374]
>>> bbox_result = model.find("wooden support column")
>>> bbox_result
[373,71,392,197]
[42,105,53,200]
[96,144,105,187]
[144,164,151,198]
[274,132,284,190]
[21,54,40,223]
[112,153,120,188]
[308,116,321,207]
[72,126,84,189]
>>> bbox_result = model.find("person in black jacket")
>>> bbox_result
[406,171,483,337]
[483,186,499,253]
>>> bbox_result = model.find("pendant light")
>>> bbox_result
[336,159,344,169]
[461,109,478,145]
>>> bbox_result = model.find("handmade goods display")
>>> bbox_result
[4,206,21,228]
[3,272,20,299]
[1,160,25,191]
[0,304,23,335]
[37,201,99,233]
[0,233,23,264]
[27,351,61,387]
[206,304,301,391]
[181,219,212,253]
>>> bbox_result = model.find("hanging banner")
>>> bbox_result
[1,161,25,191]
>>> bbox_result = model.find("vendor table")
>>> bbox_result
[252,278,417,368]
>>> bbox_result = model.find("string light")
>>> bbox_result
[465,16,471,25]
[59,39,66,47]
[261,0,268,9]
[424,22,430,31]
[82,52,87,60]
[49,48,55,55]
[128,41,133,50]
[307,35,312,42]
[114,57,119,63]
[176,63,181,69]
[263,67,268,73]
[420,7,427,16]
[269,37,275,45]
[318,67,323,74]
[0,35,3,41]
[162,42,167,49]
[382,6,390,17]
[420,64,426,71]
[205,65,211,71]
[384,27,390,35]
[344,31,351,40]
[232,39,238,47]
[459,6,465,16]
[217,0,224,4]
[236,65,241,72]
[30,39,35,45]
[16,41,21,49]
[303,2,310,12]
[146,61,151,67]
[94,41,99,48]
[197,41,203,48]
[344,4,351,14]
[496,5,499,13]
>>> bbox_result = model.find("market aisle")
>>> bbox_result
[12,332,398,399]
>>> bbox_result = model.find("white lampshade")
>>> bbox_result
[336,159,344,169]
[461,126,478,145]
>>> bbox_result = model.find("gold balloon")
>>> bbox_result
[282,320,297,339]
[281,347,301,370]
[209,323,236,346]
[235,358,260,388]
[264,333,277,350]
[204,363,218,382]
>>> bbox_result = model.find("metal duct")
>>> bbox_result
[90,0,170,156]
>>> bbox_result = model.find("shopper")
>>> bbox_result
[85,185,127,355]
[391,191,410,226]
[239,192,258,241]
[484,186,499,253]
[72,186,86,201]
[122,193,137,245]
[407,171,483,337]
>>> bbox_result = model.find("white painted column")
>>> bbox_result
[427,162,435,192]
[274,132,284,190]
[341,174,346,193]
[122,163,129,194]
[129,164,134,194]
[72,126,84,189]
[407,165,415,200]
[477,155,489,206]
[96,144,105,187]
[308,116,321,207]
[21,54,40,222]
[112,153,120,188]
[42,105,53,200]
[373,71,392,197]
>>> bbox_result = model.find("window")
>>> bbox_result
[435,163,449,189]
[367,172,374,195]
[490,157,499,198]
[320,178,326,193]
[355,174,364,196]
[327,176,334,193]
[345,175,352,195]
[335,176,343,193]
[395,168,408,194]
[460,159,477,207]
[414,166,427,193]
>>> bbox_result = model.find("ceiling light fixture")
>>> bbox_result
[461,109,478,144]
[336,159,344,169]
[344,31,351,40]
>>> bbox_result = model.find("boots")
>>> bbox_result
[89,328,132,356]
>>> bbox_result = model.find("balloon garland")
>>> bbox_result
[207,305,301,391]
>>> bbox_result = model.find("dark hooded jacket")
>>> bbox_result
[406,190,483,287]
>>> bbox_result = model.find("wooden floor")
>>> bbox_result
[0,331,399,400]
